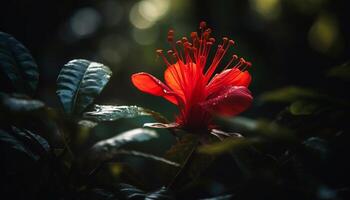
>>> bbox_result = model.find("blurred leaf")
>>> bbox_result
[84,105,169,123]
[289,100,321,115]
[86,188,117,200]
[78,119,98,128]
[0,93,44,114]
[117,184,174,200]
[303,137,330,160]
[256,120,296,141]
[143,122,178,129]
[56,59,112,115]
[198,137,258,156]
[327,61,350,81]
[260,86,318,103]
[0,32,39,95]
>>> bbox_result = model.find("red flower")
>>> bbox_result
[132,22,253,131]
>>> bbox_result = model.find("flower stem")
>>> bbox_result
[167,138,199,190]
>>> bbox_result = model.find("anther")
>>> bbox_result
[199,21,207,30]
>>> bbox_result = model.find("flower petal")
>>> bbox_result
[201,86,253,116]
[131,72,180,105]
[207,68,251,96]
[164,62,198,99]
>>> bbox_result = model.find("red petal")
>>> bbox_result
[201,86,253,116]
[131,72,180,105]
[207,68,251,96]
[164,63,184,96]
[164,62,198,101]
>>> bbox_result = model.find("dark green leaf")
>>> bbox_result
[327,61,350,80]
[0,93,44,114]
[91,128,160,160]
[0,126,50,174]
[259,86,318,103]
[0,32,39,95]
[84,105,169,123]
[112,150,180,167]
[289,100,322,115]
[56,59,112,115]
[198,137,258,156]
[303,137,330,160]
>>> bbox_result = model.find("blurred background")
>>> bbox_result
[1,0,349,117]
[1,0,350,198]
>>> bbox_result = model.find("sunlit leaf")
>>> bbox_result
[84,104,169,123]
[56,59,112,115]
[143,122,178,129]
[327,61,350,81]
[0,32,39,95]
[260,86,318,103]
[78,120,98,128]
[90,128,177,167]
[199,194,234,200]
[118,184,174,200]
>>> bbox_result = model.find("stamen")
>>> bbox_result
[199,21,207,30]
[156,49,171,66]
[167,29,174,42]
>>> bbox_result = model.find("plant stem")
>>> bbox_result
[167,139,199,190]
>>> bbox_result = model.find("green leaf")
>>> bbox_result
[56,59,112,115]
[198,137,257,156]
[327,61,350,81]
[289,100,322,115]
[91,128,171,161]
[0,93,44,114]
[89,128,179,168]
[84,105,169,123]
[260,86,318,103]
[0,32,39,95]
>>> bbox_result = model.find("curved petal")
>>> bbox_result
[164,62,198,100]
[131,72,181,105]
[201,86,253,116]
[207,68,251,96]
[164,63,184,95]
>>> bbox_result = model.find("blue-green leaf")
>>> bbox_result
[0,32,39,95]
[56,59,112,115]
